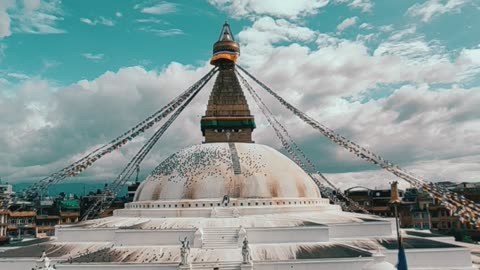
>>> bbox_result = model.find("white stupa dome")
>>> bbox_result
[134,143,321,201]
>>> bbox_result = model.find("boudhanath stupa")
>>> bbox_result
[0,22,476,270]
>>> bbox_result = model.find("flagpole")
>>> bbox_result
[390,181,408,270]
[393,202,402,248]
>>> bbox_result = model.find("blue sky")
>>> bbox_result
[2,0,478,85]
[1,0,480,190]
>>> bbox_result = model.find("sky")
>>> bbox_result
[1,0,480,191]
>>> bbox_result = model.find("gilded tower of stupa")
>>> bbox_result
[201,22,255,143]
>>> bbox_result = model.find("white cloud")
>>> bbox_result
[0,0,15,38]
[359,22,372,30]
[138,27,183,37]
[238,17,316,45]
[237,16,316,67]
[356,33,377,44]
[336,16,358,32]
[208,0,329,20]
[368,26,480,84]
[115,12,122,18]
[0,10,12,38]
[82,53,104,62]
[0,43,6,60]
[379,25,394,32]
[0,63,213,182]
[11,0,65,34]
[407,0,470,22]
[333,0,373,12]
[136,18,168,24]
[7,72,29,80]
[23,0,41,11]
[79,18,94,25]
[139,2,177,15]
[80,16,115,27]
[42,59,60,69]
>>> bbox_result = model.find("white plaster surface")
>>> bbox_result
[134,143,321,201]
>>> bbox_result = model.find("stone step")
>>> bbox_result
[203,239,238,244]
[204,230,238,232]
[203,236,238,241]
[204,239,236,242]
[202,245,238,248]
[192,266,240,270]
[203,241,238,245]
[203,227,238,231]
[204,232,238,235]
[204,234,238,236]
[204,233,237,236]
[203,238,238,243]
[205,237,237,240]
[193,266,240,270]
[203,245,239,248]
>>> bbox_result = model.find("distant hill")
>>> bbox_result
[11,182,128,197]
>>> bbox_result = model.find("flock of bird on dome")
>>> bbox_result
[5,64,480,228]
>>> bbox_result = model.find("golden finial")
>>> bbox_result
[390,181,401,204]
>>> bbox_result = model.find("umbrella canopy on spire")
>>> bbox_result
[210,21,240,65]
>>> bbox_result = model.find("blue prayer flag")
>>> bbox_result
[397,244,408,270]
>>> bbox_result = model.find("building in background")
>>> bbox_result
[7,210,36,239]
[0,182,14,208]
[58,198,80,224]
[344,186,404,218]
[0,210,8,244]
[345,182,480,242]
[36,197,60,237]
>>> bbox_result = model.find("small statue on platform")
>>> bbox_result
[179,237,190,265]
[241,237,251,264]
[40,250,47,260]
[35,251,54,270]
